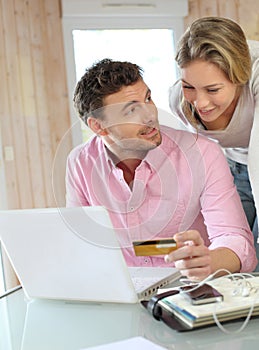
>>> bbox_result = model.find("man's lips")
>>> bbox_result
[140,127,158,138]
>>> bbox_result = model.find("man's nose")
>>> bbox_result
[141,104,157,123]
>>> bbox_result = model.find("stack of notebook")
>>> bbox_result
[158,276,259,329]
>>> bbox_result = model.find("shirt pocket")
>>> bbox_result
[139,198,187,239]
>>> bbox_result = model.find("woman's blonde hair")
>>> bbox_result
[175,17,251,125]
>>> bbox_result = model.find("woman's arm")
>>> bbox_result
[247,54,259,239]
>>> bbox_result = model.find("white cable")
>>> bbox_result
[213,298,256,334]
[212,284,258,334]
[212,271,258,334]
[179,269,259,333]
[179,268,232,294]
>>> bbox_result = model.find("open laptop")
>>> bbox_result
[0,206,180,303]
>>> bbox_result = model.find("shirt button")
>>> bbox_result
[130,207,134,211]
[144,258,149,264]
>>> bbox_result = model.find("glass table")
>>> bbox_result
[1,286,259,350]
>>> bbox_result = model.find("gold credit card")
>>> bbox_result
[133,238,177,256]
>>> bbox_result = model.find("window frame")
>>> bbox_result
[61,0,188,146]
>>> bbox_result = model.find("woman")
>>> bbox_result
[169,16,259,270]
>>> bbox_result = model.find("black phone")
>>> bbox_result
[180,283,224,305]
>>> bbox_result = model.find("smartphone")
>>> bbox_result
[180,284,223,305]
[132,238,177,256]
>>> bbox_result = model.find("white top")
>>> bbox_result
[169,40,259,225]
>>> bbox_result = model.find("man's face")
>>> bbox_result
[99,79,161,153]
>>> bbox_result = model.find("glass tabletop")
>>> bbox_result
[1,287,259,350]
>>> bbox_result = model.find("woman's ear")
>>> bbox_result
[87,117,108,136]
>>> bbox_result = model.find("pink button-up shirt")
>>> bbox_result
[66,125,257,272]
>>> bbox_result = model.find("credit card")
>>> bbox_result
[133,238,177,256]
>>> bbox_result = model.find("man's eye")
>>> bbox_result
[128,107,136,114]
[145,96,152,103]
[124,105,138,116]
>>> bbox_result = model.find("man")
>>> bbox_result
[66,58,257,281]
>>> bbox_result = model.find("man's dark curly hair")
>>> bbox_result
[73,58,143,123]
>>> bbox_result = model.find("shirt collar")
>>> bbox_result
[96,127,172,173]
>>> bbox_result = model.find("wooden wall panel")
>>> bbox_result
[1,0,25,209]
[217,0,239,19]
[43,0,72,208]
[28,0,53,206]
[15,0,45,208]
[185,0,259,40]
[239,0,259,40]
[0,0,72,212]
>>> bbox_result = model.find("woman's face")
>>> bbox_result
[181,60,240,130]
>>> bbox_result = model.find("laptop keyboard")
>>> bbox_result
[129,267,180,297]
[131,276,162,293]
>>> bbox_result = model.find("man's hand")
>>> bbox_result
[165,230,212,281]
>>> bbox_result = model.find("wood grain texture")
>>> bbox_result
[0,0,72,211]
[185,0,259,40]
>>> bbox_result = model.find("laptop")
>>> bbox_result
[0,206,180,303]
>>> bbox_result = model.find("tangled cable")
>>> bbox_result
[179,269,259,334]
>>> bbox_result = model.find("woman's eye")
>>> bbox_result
[207,88,220,93]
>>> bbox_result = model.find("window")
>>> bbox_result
[73,28,177,141]
[62,0,188,145]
